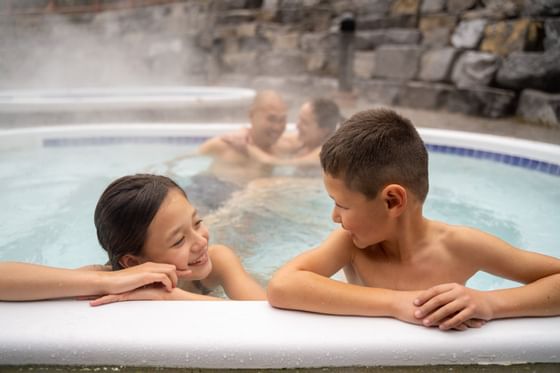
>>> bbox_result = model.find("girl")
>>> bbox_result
[0,174,266,305]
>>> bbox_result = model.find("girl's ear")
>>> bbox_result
[381,184,407,216]
[119,254,143,269]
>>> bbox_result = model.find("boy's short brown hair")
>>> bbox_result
[320,108,429,201]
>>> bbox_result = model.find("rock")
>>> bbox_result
[517,89,560,126]
[391,0,421,16]
[447,86,516,118]
[355,28,421,49]
[421,0,446,14]
[418,47,460,82]
[447,0,477,14]
[451,51,500,88]
[356,79,403,105]
[523,0,560,16]
[544,18,560,50]
[373,45,422,80]
[258,50,306,75]
[451,19,488,49]
[480,19,544,56]
[419,13,457,32]
[398,81,454,109]
[354,51,376,78]
[357,14,417,30]
[496,49,560,92]
[422,27,452,47]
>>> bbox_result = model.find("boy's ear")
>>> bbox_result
[119,254,143,269]
[381,184,407,216]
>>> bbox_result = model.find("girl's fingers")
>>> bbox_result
[90,294,121,307]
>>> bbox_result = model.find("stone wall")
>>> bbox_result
[1,0,559,126]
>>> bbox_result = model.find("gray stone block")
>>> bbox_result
[398,81,454,109]
[451,19,488,49]
[373,45,422,80]
[421,27,451,47]
[496,49,560,92]
[517,89,560,126]
[418,48,460,82]
[355,29,421,50]
[523,0,560,16]
[357,14,417,30]
[356,79,403,105]
[544,18,560,50]
[258,51,306,75]
[421,0,446,14]
[451,51,500,88]
[447,86,516,118]
[354,51,376,78]
[447,0,478,14]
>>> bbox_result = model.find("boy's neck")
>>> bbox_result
[378,204,430,262]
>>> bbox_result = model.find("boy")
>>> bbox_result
[267,108,560,331]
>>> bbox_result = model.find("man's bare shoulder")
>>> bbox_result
[198,136,228,156]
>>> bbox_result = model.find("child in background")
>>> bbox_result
[0,174,265,305]
[267,108,560,331]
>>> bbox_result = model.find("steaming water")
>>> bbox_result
[0,141,558,291]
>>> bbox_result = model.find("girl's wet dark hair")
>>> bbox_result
[94,174,187,270]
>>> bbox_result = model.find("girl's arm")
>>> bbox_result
[0,261,180,301]
[203,244,266,300]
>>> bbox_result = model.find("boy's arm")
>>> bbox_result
[267,229,421,322]
[415,228,560,329]
[203,244,266,300]
[0,262,180,301]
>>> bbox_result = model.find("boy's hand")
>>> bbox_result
[413,283,493,330]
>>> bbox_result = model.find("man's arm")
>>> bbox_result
[0,262,181,301]
[267,229,421,322]
[414,227,560,329]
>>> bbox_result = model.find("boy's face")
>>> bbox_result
[140,188,212,280]
[323,173,390,249]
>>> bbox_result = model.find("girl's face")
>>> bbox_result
[140,188,212,280]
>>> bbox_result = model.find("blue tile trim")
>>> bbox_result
[43,136,209,147]
[41,137,559,177]
[425,143,560,177]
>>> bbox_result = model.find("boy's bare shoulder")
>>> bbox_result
[434,221,490,254]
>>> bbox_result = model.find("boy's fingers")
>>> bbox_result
[415,291,455,319]
[439,309,474,330]
[414,283,454,306]
[423,300,465,326]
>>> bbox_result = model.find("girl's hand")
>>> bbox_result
[101,262,191,295]
[89,286,191,306]
[413,283,493,330]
